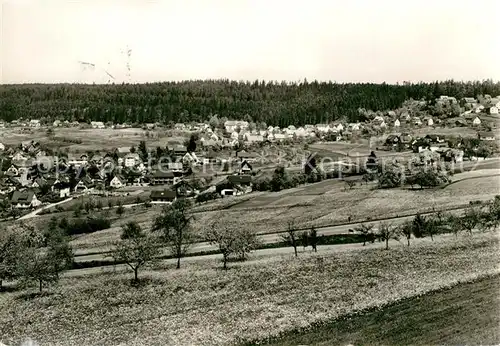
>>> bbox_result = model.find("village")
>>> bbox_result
[0,94,498,218]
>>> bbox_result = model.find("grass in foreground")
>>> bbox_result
[260,274,500,346]
[0,232,498,346]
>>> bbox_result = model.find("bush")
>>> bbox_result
[62,217,111,236]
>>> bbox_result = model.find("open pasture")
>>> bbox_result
[0,231,498,346]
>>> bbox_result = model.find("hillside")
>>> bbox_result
[1,80,500,125]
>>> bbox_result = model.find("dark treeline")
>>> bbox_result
[1,79,499,126]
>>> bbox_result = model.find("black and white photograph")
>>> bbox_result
[1,0,499,345]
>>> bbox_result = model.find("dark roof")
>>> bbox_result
[153,170,175,178]
[11,190,35,203]
[228,175,252,184]
[150,189,176,199]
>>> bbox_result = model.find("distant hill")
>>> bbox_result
[1,80,499,126]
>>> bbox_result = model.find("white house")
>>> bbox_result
[348,123,361,131]
[124,153,140,168]
[332,123,344,132]
[53,120,61,127]
[472,117,481,126]
[394,119,401,127]
[231,131,239,140]
[29,119,41,128]
[315,124,330,133]
[0,143,5,151]
[272,133,287,142]
[110,176,125,189]
[224,120,248,133]
[427,118,434,126]
[244,133,264,143]
[91,121,105,129]
[373,115,385,124]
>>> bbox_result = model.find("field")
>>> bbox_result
[0,231,498,345]
[0,127,186,153]
[267,274,500,346]
[35,169,499,257]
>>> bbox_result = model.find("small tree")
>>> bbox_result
[308,227,318,252]
[281,221,299,257]
[459,205,481,236]
[344,179,356,190]
[16,228,73,292]
[116,203,125,217]
[153,199,193,269]
[112,223,160,282]
[96,200,103,211]
[399,220,413,247]
[0,231,20,290]
[205,223,258,270]
[412,213,426,238]
[300,231,309,250]
[354,223,374,246]
[377,222,399,250]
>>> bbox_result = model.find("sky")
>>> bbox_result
[2,0,500,84]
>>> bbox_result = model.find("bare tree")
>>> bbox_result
[308,227,318,253]
[153,199,193,269]
[205,223,258,270]
[344,179,356,190]
[377,222,399,250]
[281,221,299,257]
[354,223,374,246]
[112,222,160,282]
[459,205,481,236]
[399,220,413,247]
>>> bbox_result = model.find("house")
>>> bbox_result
[174,123,186,131]
[174,180,197,197]
[240,160,253,174]
[425,134,446,144]
[29,119,41,128]
[217,175,252,196]
[315,124,330,133]
[12,151,28,161]
[244,133,264,143]
[426,117,434,126]
[400,133,413,145]
[332,123,344,132]
[110,175,126,189]
[385,134,401,146]
[393,119,401,127]
[348,123,361,131]
[413,117,422,126]
[151,170,175,185]
[490,106,499,115]
[53,120,62,127]
[224,120,249,133]
[478,132,496,141]
[304,125,315,132]
[272,133,287,142]
[150,189,177,203]
[167,162,184,172]
[124,153,141,168]
[373,115,385,125]
[472,116,481,126]
[11,190,42,209]
[0,143,5,151]
[462,97,477,106]
[91,121,105,129]
[52,181,71,198]
[237,150,258,162]
[172,145,188,157]
[6,165,19,176]
[67,154,88,168]
[74,177,94,193]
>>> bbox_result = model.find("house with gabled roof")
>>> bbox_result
[239,160,253,175]
[150,189,177,203]
[151,170,175,185]
[11,190,42,209]
[110,175,126,189]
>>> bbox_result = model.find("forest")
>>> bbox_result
[1,79,499,126]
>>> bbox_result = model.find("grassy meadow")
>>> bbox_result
[0,231,498,345]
